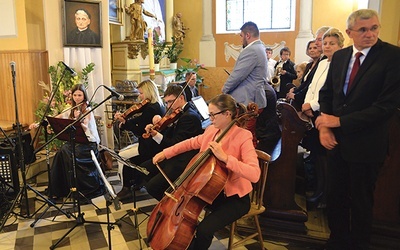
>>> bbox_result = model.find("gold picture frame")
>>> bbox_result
[63,0,102,47]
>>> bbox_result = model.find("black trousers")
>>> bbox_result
[141,149,198,201]
[326,148,380,250]
[190,192,250,250]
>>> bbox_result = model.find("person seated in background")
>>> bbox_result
[273,47,297,99]
[48,84,104,201]
[114,80,165,200]
[151,94,260,250]
[179,72,199,102]
[137,84,203,201]
[256,83,281,155]
[294,62,308,86]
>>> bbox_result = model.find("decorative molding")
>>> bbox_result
[224,41,286,62]
[127,41,145,59]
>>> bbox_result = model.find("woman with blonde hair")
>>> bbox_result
[114,79,165,199]
[302,27,345,207]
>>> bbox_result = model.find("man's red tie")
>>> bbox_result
[347,52,363,91]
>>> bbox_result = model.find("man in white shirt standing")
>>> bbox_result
[266,47,276,84]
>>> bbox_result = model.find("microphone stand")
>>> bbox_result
[0,65,32,230]
[28,69,72,227]
[0,65,71,232]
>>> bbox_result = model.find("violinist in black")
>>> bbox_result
[49,84,104,200]
[114,80,165,199]
[141,84,203,201]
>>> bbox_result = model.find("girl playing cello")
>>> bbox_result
[151,94,260,249]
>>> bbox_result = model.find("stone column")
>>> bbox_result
[295,0,314,64]
[199,0,216,67]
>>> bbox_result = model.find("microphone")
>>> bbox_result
[103,85,124,101]
[61,61,77,76]
[10,61,16,78]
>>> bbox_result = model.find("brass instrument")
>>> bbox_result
[271,61,284,87]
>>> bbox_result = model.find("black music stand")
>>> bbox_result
[99,145,150,249]
[46,116,109,249]
[91,150,121,250]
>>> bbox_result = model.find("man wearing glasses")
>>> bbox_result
[316,9,400,249]
[140,84,203,201]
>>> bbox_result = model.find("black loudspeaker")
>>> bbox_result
[0,147,19,193]
[0,131,36,165]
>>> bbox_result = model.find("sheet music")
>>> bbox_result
[91,150,121,211]
[98,145,149,175]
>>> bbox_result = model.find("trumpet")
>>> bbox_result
[271,62,284,87]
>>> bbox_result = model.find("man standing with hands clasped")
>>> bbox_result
[315,9,400,250]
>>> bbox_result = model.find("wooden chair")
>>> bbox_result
[228,149,271,249]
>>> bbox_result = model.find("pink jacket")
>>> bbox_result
[163,124,260,198]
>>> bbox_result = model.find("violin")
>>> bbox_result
[69,101,88,120]
[142,107,183,138]
[108,99,150,128]
[146,103,258,250]
[120,99,150,120]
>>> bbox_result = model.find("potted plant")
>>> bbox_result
[166,37,183,69]
[34,62,95,150]
[153,33,166,71]
[175,58,207,86]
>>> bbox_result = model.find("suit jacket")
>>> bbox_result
[158,103,203,150]
[274,59,297,98]
[163,124,260,198]
[222,40,267,109]
[319,39,400,162]
[292,58,323,111]
[179,82,199,102]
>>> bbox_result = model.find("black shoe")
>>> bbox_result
[117,187,133,200]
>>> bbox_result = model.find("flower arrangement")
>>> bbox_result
[34,62,95,149]
[166,37,183,63]
[153,33,166,64]
[175,58,207,85]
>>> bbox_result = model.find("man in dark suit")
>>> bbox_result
[274,47,297,99]
[141,84,203,200]
[180,72,199,102]
[316,9,400,250]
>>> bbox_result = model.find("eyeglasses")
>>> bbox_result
[165,98,176,105]
[349,25,380,34]
[208,110,226,119]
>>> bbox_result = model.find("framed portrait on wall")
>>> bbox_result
[109,0,122,25]
[63,0,102,47]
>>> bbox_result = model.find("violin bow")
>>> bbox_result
[164,72,196,114]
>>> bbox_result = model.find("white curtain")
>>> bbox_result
[63,47,108,146]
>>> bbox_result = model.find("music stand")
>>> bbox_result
[98,145,150,249]
[46,116,110,249]
[91,150,121,250]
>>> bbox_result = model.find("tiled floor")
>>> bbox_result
[0,168,303,250]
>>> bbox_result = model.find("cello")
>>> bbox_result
[146,103,258,250]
